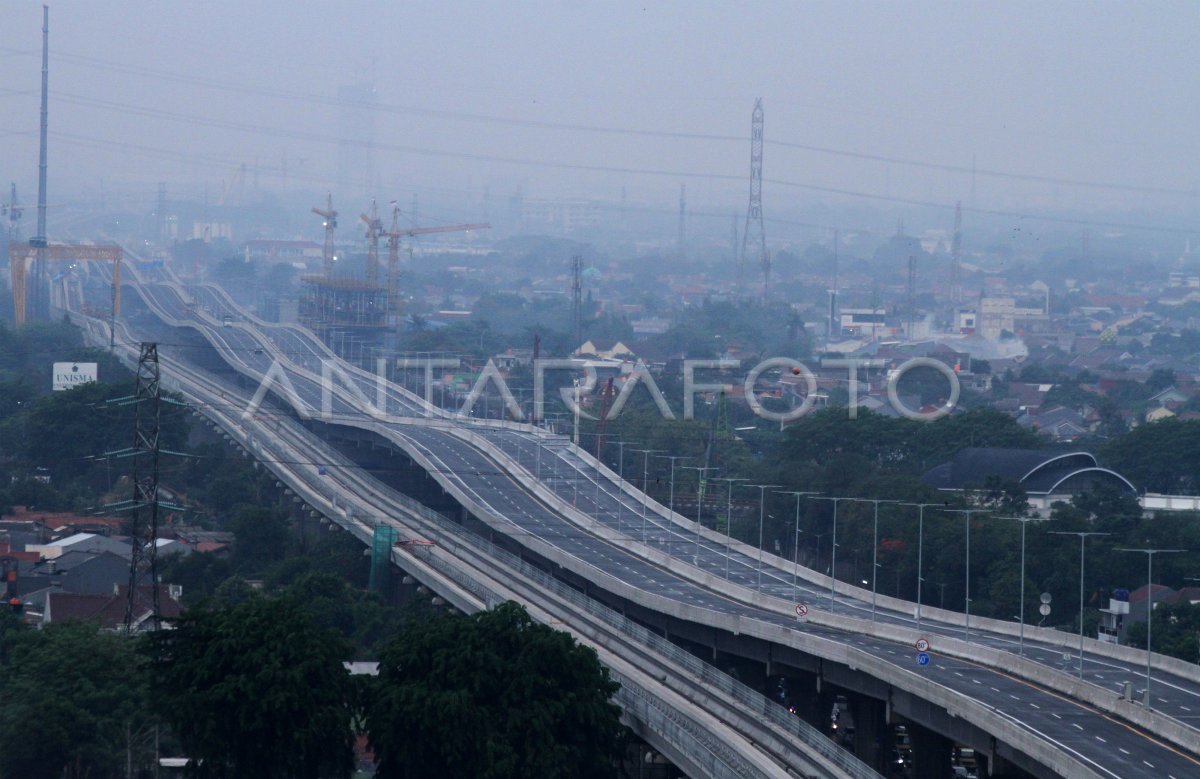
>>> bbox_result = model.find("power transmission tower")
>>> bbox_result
[124,343,163,633]
[570,255,583,347]
[740,98,767,302]
[950,201,963,304]
[828,228,839,338]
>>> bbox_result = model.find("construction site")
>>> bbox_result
[298,193,488,343]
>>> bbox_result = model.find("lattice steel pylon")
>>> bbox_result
[740,98,767,302]
[949,200,963,304]
[124,343,162,633]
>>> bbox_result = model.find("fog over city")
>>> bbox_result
[2,1,1197,237]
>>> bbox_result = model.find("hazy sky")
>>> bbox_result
[1,1,1197,230]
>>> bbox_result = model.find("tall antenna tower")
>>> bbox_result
[31,4,50,320]
[739,99,767,301]
[730,212,739,287]
[124,343,163,633]
[677,184,686,261]
[950,201,963,303]
[570,255,583,347]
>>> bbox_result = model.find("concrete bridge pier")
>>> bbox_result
[850,694,889,773]
[907,719,954,779]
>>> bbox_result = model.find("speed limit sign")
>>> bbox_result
[795,603,809,618]
[915,638,931,653]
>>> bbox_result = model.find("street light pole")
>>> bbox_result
[1116,547,1185,708]
[996,515,1052,657]
[898,502,942,632]
[943,508,991,639]
[711,477,747,580]
[810,496,851,609]
[852,499,903,623]
[631,449,662,545]
[1051,531,1110,679]
[681,466,717,564]
[611,440,634,535]
[654,454,689,557]
[744,484,782,589]
[778,491,822,606]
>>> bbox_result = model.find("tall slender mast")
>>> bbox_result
[31,5,50,320]
[950,200,963,304]
[740,99,766,302]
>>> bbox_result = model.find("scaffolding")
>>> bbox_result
[298,274,387,334]
[368,524,398,593]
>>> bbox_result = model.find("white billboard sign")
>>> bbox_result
[52,362,98,391]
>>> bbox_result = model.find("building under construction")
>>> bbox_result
[298,274,388,336]
[298,194,488,340]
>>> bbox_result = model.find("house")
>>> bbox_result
[1019,406,1089,442]
[26,532,132,561]
[1145,406,1177,423]
[43,583,184,631]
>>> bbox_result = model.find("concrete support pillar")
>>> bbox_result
[850,696,887,772]
[908,722,953,779]
[979,743,1022,779]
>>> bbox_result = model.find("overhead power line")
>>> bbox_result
[2,45,1192,198]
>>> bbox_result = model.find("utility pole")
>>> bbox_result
[711,477,747,580]
[743,483,782,589]
[680,465,717,563]
[943,508,991,639]
[778,491,822,605]
[740,99,767,303]
[996,515,1053,656]
[1116,547,1184,708]
[632,449,663,545]
[655,455,691,558]
[852,498,904,622]
[1051,531,1110,679]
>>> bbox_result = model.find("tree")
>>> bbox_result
[144,595,354,779]
[367,601,623,779]
[0,622,149,779]
[228,506,290,574]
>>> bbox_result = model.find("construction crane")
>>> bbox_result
[2,183,23,243]
[360,200,384,286]
[312,193,338,276]
[383,205,489,318]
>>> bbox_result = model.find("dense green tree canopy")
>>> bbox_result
[367,601,623,779]
[0,622,148,779]
[145,595,354,779]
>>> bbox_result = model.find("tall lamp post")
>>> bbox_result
[810,496,852,609]
[852,498,904,622]
[681,465,717,564]
[1116,547,1185,708]
[631,449,662,545]
[1050,531,1110,679]
[743,484,782,589]
[610,440,635,535]
[777,491,822,605]
[897,502,943,631]
[943,508,991,639]
[654,455,690,558]
[711,477,747,580]
[995,515,1052,657]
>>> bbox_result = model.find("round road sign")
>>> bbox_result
[917,652,930,666]
[1039,603,1052,616]
[1040,592,1052,604]
[795,603,809,618]
[915,638,930,653]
